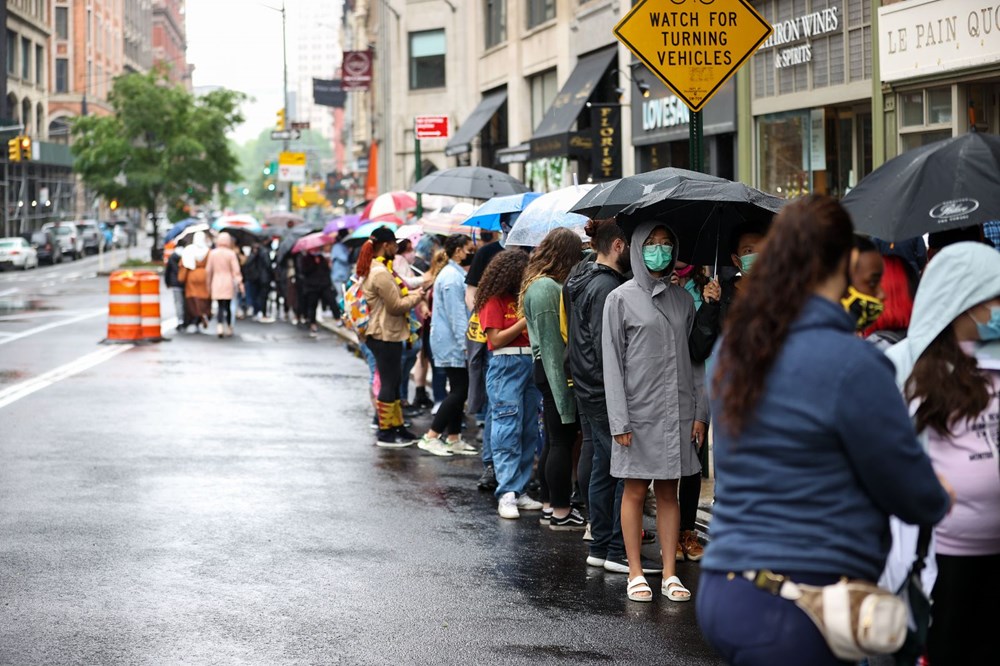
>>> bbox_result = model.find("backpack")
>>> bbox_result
[342,274,370,338]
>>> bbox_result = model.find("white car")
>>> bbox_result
[0,237,39,270]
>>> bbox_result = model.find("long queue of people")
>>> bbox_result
[346,195,997,665]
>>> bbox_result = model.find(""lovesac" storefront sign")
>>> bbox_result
[758,6,841,69]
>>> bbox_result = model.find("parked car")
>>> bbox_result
[75,219,103,254]
[30,230,62,264]
[0,237,39,271]
[40,222,83,259]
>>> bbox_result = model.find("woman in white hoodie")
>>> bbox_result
[886,242,1000,666]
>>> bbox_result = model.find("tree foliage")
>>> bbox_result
[71,71,246,252]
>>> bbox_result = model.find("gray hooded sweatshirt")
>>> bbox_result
[601,221,708,480]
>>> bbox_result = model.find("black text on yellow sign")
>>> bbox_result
[614,0,773,113]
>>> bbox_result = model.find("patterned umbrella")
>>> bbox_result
[362,191,417,220]
[505,184,596,247]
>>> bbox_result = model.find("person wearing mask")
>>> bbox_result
[885,242,1000,666]
[392,236,426,414]
[300,244,342,338]
[164,248,187,331]
[864,254,918,350]
[416,234,478,457]
[205,232,245,338]
[473,250,544,518]
[242,242,274,323]
[841,235,886,335]
[178,231,212,332]
[358,226,425,446]
[393,238,423,289]
[697,195,953,664]
[602,222,708,602]
[566,219,661,574]
[521,227,585,531]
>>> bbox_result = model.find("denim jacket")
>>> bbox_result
[430,262,469,368]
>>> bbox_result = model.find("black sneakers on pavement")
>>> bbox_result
[549,508,587,531]
[477,464,498,491]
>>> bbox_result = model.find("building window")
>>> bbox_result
[529,68,558,131]
[485,0,506,49]
[527,0,556,29]
[899,86,953,152]
[21,38,31,80]
[6,31,15,75]
[409,29,446,90]
[56,6,69,40]
[56,58,69,93]
[35,45,43,85]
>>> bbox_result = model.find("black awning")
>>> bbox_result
[529,46,616,160]
[496,143,530,165]
[445,89,508,157]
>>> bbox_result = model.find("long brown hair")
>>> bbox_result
[518,227,582,314]
[714,195,854,435]
[474,249,528,313]
[907,326,991,435]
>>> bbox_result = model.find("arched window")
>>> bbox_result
[36,103,44,140]
[48,117,71,146]
[21,97,32,134]
[7,93,19,123]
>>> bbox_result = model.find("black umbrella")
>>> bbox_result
[412,166,530,200]
[842,132,1000,242]
[618,178,785,268]
[570,168,727,220]
[216,226,264,248]
[275,222,323,265]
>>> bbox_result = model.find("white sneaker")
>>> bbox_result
[446,438,479,456]
[260,316,275,324]
[417,435,453,457]
[583,523,594,541]
[515,493,543,511]
[498,492,520,520]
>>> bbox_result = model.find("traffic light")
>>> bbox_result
[19,136,32,161]
[276,109,286,130]
[109,199,119,211]
[263,160,277,176]
[8,137,21,162]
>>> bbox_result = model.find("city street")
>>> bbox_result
[0,254,721,665]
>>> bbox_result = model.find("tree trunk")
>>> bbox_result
[149,206,162,262]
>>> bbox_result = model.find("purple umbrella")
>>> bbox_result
[323,214,363,235]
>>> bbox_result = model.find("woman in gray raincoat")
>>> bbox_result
[602,221,709,603]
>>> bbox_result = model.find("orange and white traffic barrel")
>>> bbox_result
[106,270,141,342]
[137,271,162,342]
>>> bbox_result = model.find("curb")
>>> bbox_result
[318,319,360,352]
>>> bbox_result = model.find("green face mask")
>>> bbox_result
[642,244,673,272]
[739,252,758,273]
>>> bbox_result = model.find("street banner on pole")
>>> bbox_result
[342,51,373,91]
[415,116,450,140]
[278,151,307,183]
[313,79,346,108]
[613,0,772,113]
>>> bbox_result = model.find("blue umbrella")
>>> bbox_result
[463,192,542,231]
[163,218,200,243]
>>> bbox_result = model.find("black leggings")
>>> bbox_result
[431,367,469,436]
[679,473,701,532]
[537,371,579,509]
[577,400,594,511]
[216,300,231,325]
[929,552,1000,666]
[304,286,341,324]
[367,338,403,403]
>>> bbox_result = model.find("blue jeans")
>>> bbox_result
[581,405,625,560]
[399,338,421,402]
[432,366,448,403]
[487,353,541,499]
[480,351,493,466]
[360,342,377,387]
[697,570,849,665]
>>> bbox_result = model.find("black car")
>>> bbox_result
[31,230,63,264]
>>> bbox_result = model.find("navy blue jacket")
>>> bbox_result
[704,296,949,581]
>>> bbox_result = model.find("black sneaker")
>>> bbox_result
[395,426,419,441]
[642,529,657,545]
[538,508,553,525]
[376,429,414,448]
[402,404,423,418]
[549,508,587,531]
[603,555,662,575]
[477,464,498,491]
[370,415,379,430]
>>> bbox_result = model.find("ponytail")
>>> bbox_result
[356,240,375,278]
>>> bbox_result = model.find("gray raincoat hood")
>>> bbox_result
[630,220,678,295]
[886,242,1000,388]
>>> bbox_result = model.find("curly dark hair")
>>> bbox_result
[474,249,528,313]
[713,194,854,436]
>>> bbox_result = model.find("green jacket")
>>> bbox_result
[524,277,576,424]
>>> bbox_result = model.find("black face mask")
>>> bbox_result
[460,250,475,267]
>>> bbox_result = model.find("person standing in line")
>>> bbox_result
[358,226,424,446]
[520,227,585,531]
[474,250,544,519]
[164,248,187,331]
[178,231,212,332]
[205,232,244,338]
[602,222,708,602]
[242,242,274,323]
[697,196,952,664]
[330,229,352,304]
[885,242,1000,666]
[300,244,342,338]
[416,234,479,457]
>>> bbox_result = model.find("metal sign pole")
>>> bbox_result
[689,110,704,174]
[414,121,423,218]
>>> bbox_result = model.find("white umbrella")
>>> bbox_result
[504,184,596,247]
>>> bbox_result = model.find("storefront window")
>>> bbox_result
[927,88,952,125]
[758,112,809,198]
[901,92,924,127]
[901,130,951,152]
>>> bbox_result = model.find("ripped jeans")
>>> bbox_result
[487,352,542,499]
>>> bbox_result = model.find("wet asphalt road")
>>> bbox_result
[0,256,723,665]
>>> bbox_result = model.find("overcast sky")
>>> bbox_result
[187,0,290,144]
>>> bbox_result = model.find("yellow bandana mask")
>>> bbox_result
[841,286,884,331]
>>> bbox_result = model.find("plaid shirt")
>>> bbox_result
[984,220,1000,250]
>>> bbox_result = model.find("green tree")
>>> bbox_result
[71,71,246,259]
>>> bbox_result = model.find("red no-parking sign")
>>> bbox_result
[415,116,449,140]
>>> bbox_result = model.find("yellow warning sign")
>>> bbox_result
[614,0,772,113]
[278,151,307,166]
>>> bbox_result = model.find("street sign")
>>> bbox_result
[278,151,307,183]
[271,129,301,141]
[415,115,449,140]
[342,50,373,92]
[291,122,310,130]
[614,0,772,113]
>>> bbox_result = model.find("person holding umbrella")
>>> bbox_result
[300,243,342,338]
[358,226,425,446]
[602,222,708,602]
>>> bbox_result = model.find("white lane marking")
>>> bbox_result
[0,344,132,410]
[0,288,19,298]
[0,308,105,346]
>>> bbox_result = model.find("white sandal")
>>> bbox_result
[627,576,653,603]
[662,575,691,602]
